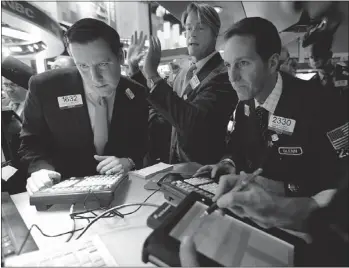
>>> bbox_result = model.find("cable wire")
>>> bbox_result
[75,203,160,240]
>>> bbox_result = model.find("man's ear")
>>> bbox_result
[269,53,280,73]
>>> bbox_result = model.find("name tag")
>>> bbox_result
[57,94,83,109]
[278,147,303,155]
[125,88,135,100]
[334,80,348,87]
[244,105,250,116]
[268,115,296,135]
[183,94,188,100]
[190,75,200,89]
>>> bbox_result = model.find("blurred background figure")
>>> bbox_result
[1,56,34,194]
[167,60,181,86]
[280,58,298,76]
[307,34,348,97]
[2,77,27,119]
[51,55,76,69]
[279,46,290,67]
[1,56,34,119]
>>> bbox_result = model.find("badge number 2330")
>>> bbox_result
[272,116,292,126]
[268,115,296,135]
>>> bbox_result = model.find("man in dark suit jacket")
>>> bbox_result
[19,18,148,195]
[128,3,238,165]
[195,17,343,198]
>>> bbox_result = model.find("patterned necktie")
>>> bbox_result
[93,97,108,155]
[184,63,197,86]
[255,106,269,140]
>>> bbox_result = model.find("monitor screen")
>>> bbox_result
[170,202,294,267]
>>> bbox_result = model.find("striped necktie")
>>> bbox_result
[93,97,108,155]
[255,106,269,141]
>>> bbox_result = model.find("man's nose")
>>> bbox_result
[90,67,102,82]
[229,67,240,82]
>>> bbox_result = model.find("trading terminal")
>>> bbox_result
[1,1,348,267]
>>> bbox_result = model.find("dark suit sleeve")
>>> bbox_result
[146,73,236,137]
[127,85,150,169]
[130,70,147,87]
[18,76,55,174]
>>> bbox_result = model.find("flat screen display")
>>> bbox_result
[170,202,294,267]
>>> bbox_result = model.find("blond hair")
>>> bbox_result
[181,3,221,37]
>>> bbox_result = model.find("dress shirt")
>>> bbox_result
[179,51,218,97]
[254,72,283,114]
[83,82,116,132]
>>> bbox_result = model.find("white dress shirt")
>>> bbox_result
[83,83,116,132]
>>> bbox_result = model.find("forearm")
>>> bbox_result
[271,196,319,232]
[18,136,55,174]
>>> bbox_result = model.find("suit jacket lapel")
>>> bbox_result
[183,52,223,99]
[68,69,94,146]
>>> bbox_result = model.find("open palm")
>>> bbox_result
[127,30,147,67]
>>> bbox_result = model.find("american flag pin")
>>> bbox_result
[326,122,349,151]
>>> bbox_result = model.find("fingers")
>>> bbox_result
[179,235,199,267]
[47,171,61,184]
[212,174,239,202]
[95,156,114,172]
[217,190,250,209]
[105,167,124,176]
[100,161,122,175]
[193,165,212,177]
[140,33,147,48]
[94,155,109,161]
[134,30,138,44]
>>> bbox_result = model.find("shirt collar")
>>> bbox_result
[191,51,218,74]
[254,72,283,114]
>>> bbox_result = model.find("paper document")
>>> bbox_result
[2,165,18,182]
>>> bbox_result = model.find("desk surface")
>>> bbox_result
[10,163,202,266]
[11,175,165,266]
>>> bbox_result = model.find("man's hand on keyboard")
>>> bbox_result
[193,161,236,181]
[26,169,61,195]
[94,155,132,175]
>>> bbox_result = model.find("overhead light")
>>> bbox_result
[28,45,34,52]
[9,46,22,52]
[41,43,47,49]
[1,26,38,42]
[34,44,39,49]
[214,6,222,13]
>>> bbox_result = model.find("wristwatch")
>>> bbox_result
[147,75,162,90]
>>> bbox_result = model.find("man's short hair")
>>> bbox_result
[64,18,123,56]
[181,3,221,37]
[224,17,281,62]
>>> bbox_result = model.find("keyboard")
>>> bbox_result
[30,174,129,211]
[5,235,118,267]
[159,173,219,205]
